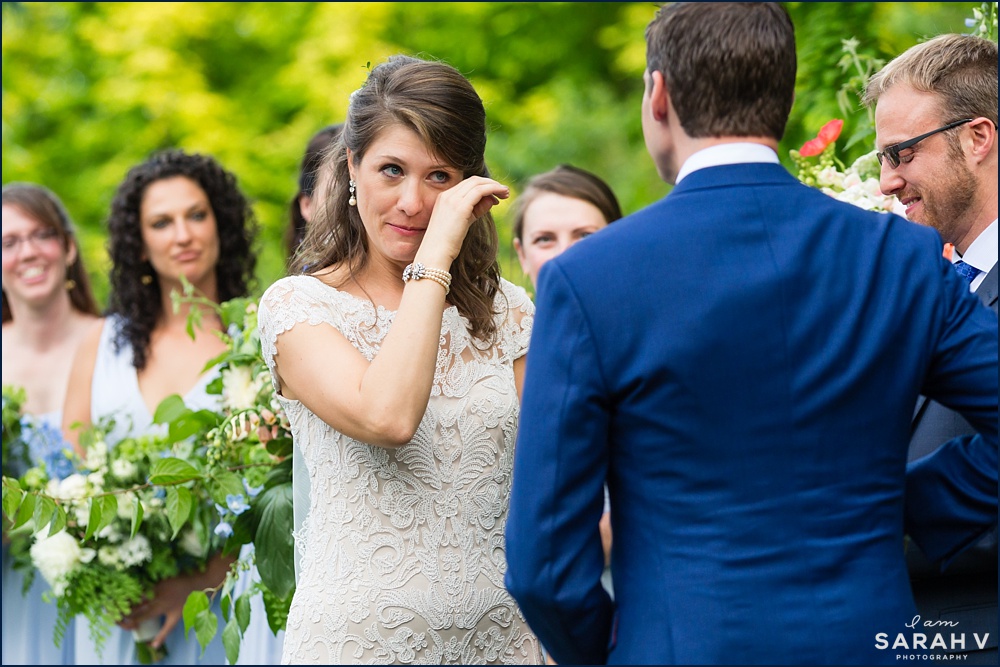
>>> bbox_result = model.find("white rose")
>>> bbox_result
[222,366,264,411]
[30,531,82,595]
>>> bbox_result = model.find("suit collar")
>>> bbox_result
[675,143,780,184]
[669,162,797,195]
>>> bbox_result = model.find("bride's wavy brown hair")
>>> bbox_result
[293,55,503,343]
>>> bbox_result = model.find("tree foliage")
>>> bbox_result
[2,2,976,302]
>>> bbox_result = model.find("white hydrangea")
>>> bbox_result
[86,440,108,470]
[111,458,138,482]
[30,531,82,597]
[119,535,153,568]
[53,474,89,500]
[98,523,123,544]
[815,166,845,189]
[116,492,136,520]
[178,528,207,559]
[98,545,122,569]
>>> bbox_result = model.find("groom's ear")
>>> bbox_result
[649,70,670,123]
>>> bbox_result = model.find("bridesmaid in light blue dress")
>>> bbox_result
[61,150,268,665]
[2,414,78,665]
[2,182,102,664]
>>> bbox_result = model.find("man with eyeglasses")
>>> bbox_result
[865,33,997,665]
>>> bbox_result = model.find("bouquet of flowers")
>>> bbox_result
[2,416,226,664]
[790,119,905,215]
[170,287,295,664]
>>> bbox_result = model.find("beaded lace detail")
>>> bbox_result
[258,275,540,664]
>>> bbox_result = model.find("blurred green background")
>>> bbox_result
[1,2,976,302]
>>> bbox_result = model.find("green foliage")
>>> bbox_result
[1,2,978,302]
[59,562,146,652]
[2,385,29,479]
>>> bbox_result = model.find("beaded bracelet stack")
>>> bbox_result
[402,262,452,295]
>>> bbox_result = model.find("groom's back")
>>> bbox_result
[557,164,969,663]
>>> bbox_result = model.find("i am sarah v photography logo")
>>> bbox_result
[876,615,992,661]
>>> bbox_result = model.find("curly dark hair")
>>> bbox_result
[294,55,503,343]
[106,149,258,370]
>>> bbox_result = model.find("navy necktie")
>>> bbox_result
[953,259,980,284]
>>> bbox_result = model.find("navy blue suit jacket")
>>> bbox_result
[505,164,999,664]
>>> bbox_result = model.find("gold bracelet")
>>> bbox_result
[402,262,452,295]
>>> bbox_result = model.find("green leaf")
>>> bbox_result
[193,608,219,657]
[235,593,251,633]
[255,483,295,598]
[152,394,188,425]
[130,496,145,539]
[223,506,258,556]
[222,615,242,665]
[182,591,210,640]
[207,470,245,506]
[13,492,36,529]
[220,298,250,328]
[165,486,193,539]
[262,458,292,489]
[33,495,57,532]
[262,585,294,635]
[148,458,202,485]
[47,505,67,536]
[2,486,24,522]
[84,494,118,540]
[265,435,292,458]
[166,413,208,443]
[201,349,231,375]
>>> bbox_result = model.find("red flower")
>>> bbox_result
[800,119,844,156]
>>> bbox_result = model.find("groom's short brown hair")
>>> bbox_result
[645,2,796,141]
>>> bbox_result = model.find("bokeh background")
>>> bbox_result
[1,2,976,302]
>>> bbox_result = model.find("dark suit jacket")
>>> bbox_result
[906,262,998,664]
[505,163,999,665]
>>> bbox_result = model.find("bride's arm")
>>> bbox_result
[273,176,509,448]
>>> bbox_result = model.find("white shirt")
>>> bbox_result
[954,218,998,292]
[675,143,781,185]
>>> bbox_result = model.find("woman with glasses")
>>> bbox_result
[2,182,101,665]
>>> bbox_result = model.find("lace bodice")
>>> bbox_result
[258,275,541,664]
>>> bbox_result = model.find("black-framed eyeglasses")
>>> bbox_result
[876,118,973,168]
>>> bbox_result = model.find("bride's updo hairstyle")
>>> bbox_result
[295,55,503,343]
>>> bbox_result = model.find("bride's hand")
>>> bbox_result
[416,175,509,267]
[118,552,233,649]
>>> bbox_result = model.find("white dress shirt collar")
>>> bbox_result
[675,143,780,185]
[955,218,998,292]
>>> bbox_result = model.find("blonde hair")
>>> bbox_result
[863,34,998,127]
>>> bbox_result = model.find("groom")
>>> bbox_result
[505,3,998,664]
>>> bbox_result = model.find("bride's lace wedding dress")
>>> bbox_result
[258,275,542,664]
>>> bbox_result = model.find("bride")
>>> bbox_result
[257,55,542,664]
